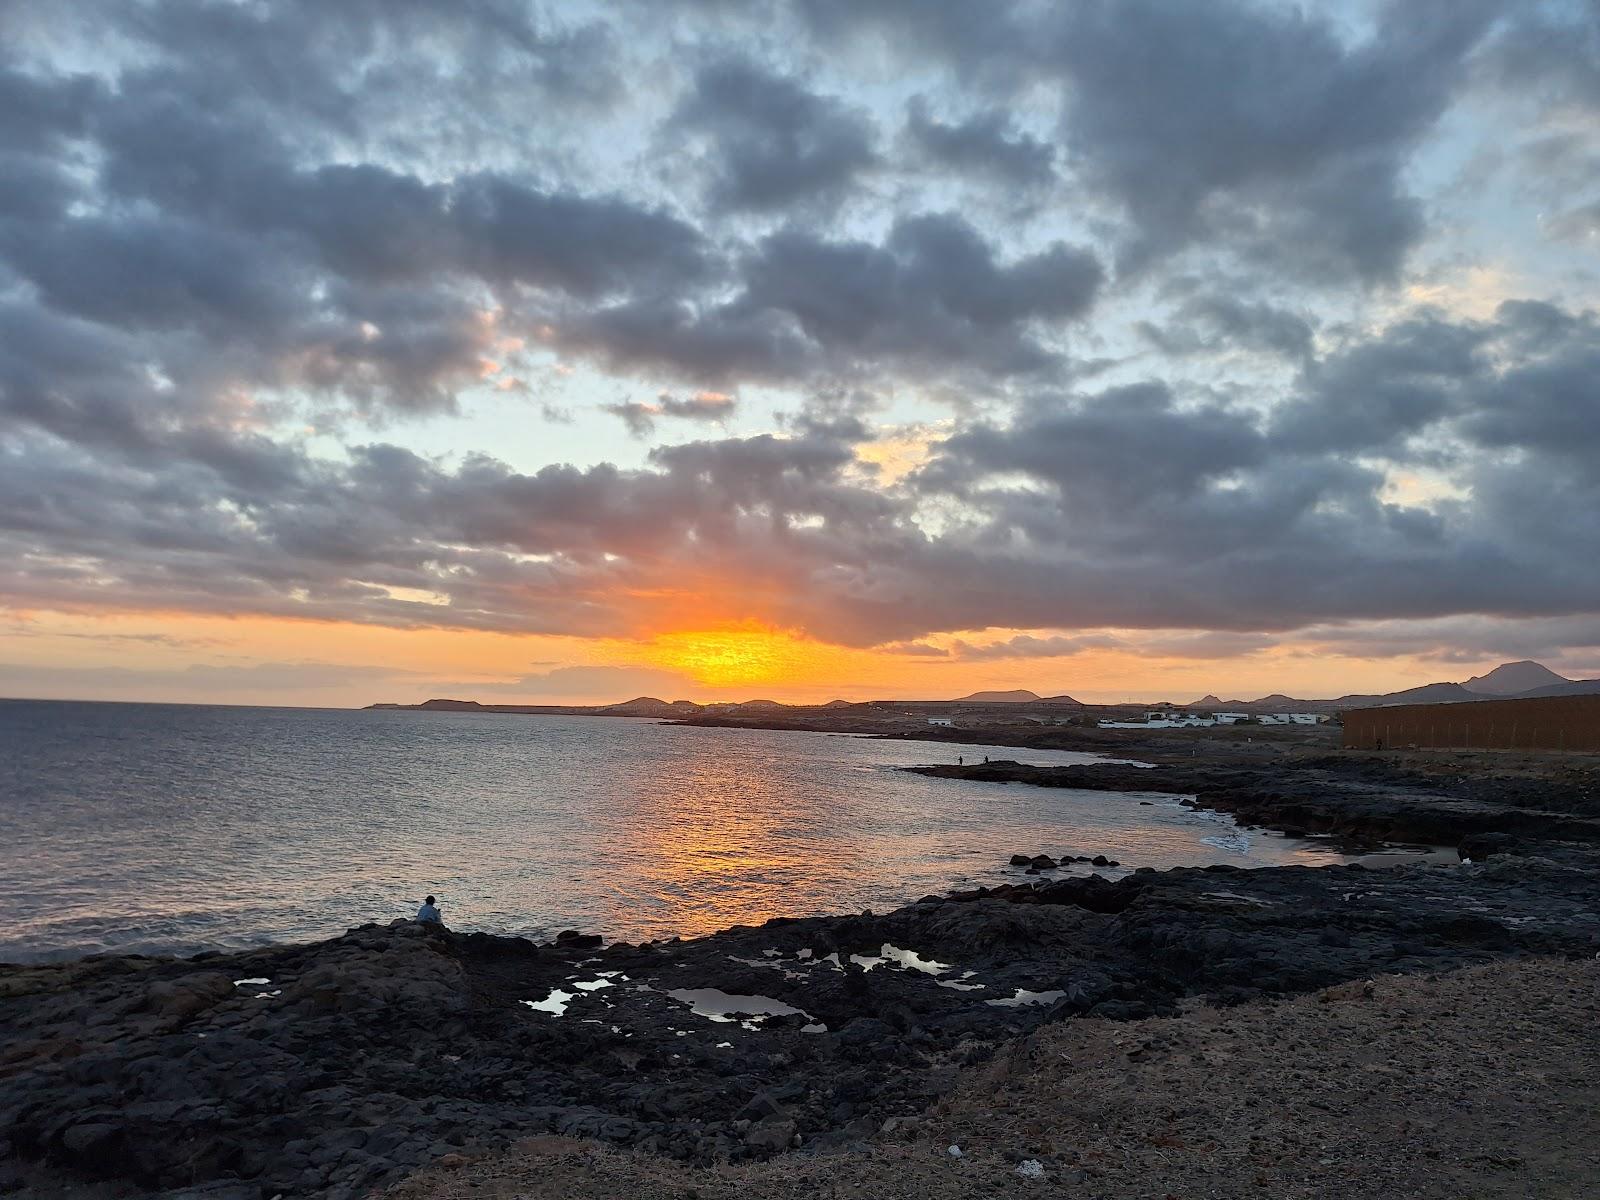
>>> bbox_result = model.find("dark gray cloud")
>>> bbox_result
[3,0,1599,678]
[1270,314,1489,455]
[902,96,1056,189]
[603,391,737,436]
[1480,5,1600,242]
[672,57,879,213]
[793,0,1035,90]
[543,213,1103,388]
[1050,0,1500,281]
[1485,3,1600,111]
[5,286,1600,652]
[733,214,1103,381]
[1139,294,1317,363]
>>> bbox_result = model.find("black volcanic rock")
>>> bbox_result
[9,747,1600,1197]
[5,836,1599,1197]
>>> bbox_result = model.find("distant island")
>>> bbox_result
[367,660,1600,717]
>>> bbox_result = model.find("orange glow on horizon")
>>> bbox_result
[637,623,840,689]
[4,606,1581,709]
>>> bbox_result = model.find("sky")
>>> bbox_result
[2,0,1600,707]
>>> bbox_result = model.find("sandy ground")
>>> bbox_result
[385,956,1600,1200]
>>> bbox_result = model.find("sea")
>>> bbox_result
[1,700,1361,964]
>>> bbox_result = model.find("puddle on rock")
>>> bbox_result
[986,988,1065,1008]
[522,988,577,1016]
[665,987,812,1026]
[880,944,951,975]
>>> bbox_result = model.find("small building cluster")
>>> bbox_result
[1099,710,1327,729]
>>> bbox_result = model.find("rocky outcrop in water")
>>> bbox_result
[908,754,1600,847]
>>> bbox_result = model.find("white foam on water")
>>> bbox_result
[986,988,1065,1008]
[1200,830,1252,855]
[522,988,577,1016]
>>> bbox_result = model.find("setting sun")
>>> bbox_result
[643,624,833,689]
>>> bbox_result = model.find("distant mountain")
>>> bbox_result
[1462,660,1571,695]
[601,696,685,716]
[1171,661,1583,714]
[1252,694,1300,707]
[1333,682,1478,709]
[737,699,788,709]
[1038,693,1083,705]
[1508,678,1600,699]
[822,699,853,708]
[953,689,1041,703]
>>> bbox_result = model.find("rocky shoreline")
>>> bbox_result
[907,750,1600,848]
[4,747,1599,1198]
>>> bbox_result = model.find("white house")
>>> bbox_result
[927,716,955,727]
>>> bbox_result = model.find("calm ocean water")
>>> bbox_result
[1,700,1351,963]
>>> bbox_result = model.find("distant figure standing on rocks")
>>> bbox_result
[958,756,964,766]
[416,895,442,925]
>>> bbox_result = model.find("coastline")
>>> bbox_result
[5,730,1599,1198]
[6,784,1599,1197]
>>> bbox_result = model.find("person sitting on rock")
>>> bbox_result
[416,895,442,925]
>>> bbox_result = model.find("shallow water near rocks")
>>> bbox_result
[4,700,1377,962]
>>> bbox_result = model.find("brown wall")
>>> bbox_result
[1341,694,1600,752]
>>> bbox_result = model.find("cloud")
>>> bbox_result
[3,0,1600,686]
[1139,293,1317,363]
[877,641,951,657]
[731,214,1103,382]
[951,633,1124,661]
[5,293,1600,652]
[602,391,737,436]
[902,96,1055,189]
[1050,0,1499,281]
[0,658,413,696]
[672,57,879,213]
